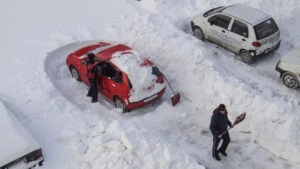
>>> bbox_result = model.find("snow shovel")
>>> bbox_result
[163,74,180,106]
[221,112,247,136]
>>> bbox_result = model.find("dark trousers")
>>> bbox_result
[212,133,230,157]
[87,78,98,102]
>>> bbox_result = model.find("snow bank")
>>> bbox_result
[64,116,206,169]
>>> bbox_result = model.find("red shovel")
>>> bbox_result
[163,74,180,106]
[221,112,247,136]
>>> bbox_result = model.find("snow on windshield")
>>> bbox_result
[111,51,165,102]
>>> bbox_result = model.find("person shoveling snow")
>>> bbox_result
[209,104,246,161]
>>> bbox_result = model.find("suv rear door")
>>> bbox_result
[207,14,232,48]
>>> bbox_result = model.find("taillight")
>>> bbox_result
[26,149,43,162]
[156,76,164,84]
[252,42,261,47]
[34,149,42,160]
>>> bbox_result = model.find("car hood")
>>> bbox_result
[281,47,300,65]
[0,101,40,167]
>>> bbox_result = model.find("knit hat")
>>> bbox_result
[87,53,96,63]
[219,104,226,110]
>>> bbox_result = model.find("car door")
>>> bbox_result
[78,63,90,85]
[207,14,232,48]
[100,62,124,99]
[227,19,249,53]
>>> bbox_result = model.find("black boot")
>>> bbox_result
[214,155,221,161]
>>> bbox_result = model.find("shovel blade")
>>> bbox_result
[171,93,180,106]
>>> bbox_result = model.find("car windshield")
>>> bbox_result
[203,6,225,17]
[254,18,279,40]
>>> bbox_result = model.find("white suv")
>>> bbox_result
[276,47,300,89]
[191,4,281,64]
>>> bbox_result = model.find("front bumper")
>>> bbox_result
[275,61,285,76]
[125,88,166,109]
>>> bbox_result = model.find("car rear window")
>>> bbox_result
[254,18,279,40]
[203,6,225,17]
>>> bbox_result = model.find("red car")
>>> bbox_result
[66,41,166,111]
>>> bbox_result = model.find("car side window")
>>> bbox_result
[231,20,248,38]
[102,62,122,84]
[209,14,231,29]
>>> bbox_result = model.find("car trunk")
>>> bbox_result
[254,18,280,52]
[110,52,165,103]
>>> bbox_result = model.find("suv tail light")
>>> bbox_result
[252,42,261,47]
[26,149,43,162]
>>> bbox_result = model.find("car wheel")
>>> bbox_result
[282,72,299,89]
[240,50,253,64]
[114,96,126,112]
[70,66,81,81]
[193,27,205,41]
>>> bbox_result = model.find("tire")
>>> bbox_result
[240,50,253,64]
[70,66,81,81]
[193,27,205,41]
[282,72,299,89]
[114,96,126,112]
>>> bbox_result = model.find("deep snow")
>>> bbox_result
[0,0,300,169]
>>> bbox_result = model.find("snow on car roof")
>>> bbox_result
[281,46,300,65]
[0,100,40,167]
[222,4,270,25]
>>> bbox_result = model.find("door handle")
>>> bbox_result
[112,84,116,87]
[242,39,246,41]
[222,30,225,33]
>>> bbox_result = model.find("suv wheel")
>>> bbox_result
[282,72,299,89]
[240,50,253,64]
[70,66,81,81]
[193,27,205,41]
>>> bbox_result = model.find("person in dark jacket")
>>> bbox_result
[210,104,233,161]
[86,53,100,103]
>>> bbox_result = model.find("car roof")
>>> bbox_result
[222,4,270,25]
[0,100,40,167]
[75,42,132,60]
[281,47,300,65]
[75,42,152,71]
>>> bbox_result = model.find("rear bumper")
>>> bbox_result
[253,40,281,56]
[4,156,44,169]
[125,88,166,109]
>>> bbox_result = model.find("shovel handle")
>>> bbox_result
[163,74,176,95]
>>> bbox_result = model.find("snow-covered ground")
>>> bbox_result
[0,0,300,169]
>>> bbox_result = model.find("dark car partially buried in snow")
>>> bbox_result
[66,41,166,112]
